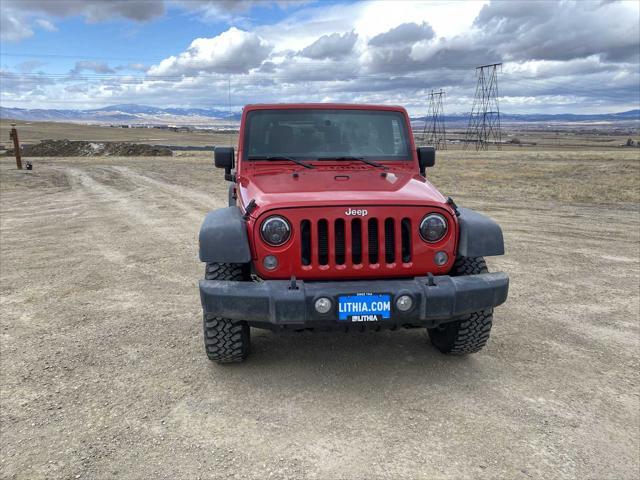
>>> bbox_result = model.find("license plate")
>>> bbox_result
[338,294,391,322]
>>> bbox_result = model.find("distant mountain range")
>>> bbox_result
[0,104,242,125]
[413,110,640,124]
[1,104,638,126]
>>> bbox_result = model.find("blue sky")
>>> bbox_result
[1,0,639,115]
[2,2,297,72]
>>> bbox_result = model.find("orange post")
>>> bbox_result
[9,124,22,170]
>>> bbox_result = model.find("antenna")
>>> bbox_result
[464,63,502,150]
[227,77,232,148]
[422,89,447,150]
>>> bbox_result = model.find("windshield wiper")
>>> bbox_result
[248,155,314,169]
[317,156,387,170]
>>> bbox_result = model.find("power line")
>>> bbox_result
[464,63,502,151]
[5,70,609,99]
[0,52,483,69]
[2,71,458,80]
[422,89,447,150]
[0,52,166,62]
[0,70,474,86]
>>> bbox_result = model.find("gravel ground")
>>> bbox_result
[1,154,638,479]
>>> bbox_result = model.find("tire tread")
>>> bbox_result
[428,256,493,355]
[203,262,250,363]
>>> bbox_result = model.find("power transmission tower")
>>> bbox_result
[464,63,502,150]
[422,89,447,150]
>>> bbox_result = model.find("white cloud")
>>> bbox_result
[5,0,165,22]
[352,1,487,41]
[1,10,34,42]
[71,61,116,74]
[472,0,640,62]
[124,63,149,72]
[300,31,358,59]
[170,0,305,25]
[368,22,434,47]
[34,18,58,32]
[148,27,272,75]
[255,3,361,53]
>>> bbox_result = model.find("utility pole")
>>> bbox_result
[9,124,22,170]
[422,89,447,150]
[464,63,502,150]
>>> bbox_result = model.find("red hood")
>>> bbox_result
[238,167,448,217]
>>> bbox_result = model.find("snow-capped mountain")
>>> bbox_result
[0,104,242,125]
[1,104,638,126]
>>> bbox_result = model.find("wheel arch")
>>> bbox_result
[199,207,252,264]
[456,207,504,258]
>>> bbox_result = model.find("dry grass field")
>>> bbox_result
[1,126,639,479]
[3,117,638,151]
[0,118,234,149]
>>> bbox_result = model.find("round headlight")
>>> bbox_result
[260,216,291,246]
[419,213,448,243]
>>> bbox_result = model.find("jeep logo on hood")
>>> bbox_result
[345,208,368,216]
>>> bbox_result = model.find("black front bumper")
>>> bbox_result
[199,272,509,330]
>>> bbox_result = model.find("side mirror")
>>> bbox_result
[214,146,235,181]
[417,147,435,176]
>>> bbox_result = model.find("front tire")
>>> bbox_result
[203,263,250,363]
[427,256,494,355]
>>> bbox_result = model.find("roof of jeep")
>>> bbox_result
[243,103,407,113]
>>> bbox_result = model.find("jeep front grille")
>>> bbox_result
[300,217,412,267]
[253,206,456,280]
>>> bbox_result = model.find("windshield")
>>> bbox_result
[244,109,411,161]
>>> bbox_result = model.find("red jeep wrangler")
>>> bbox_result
[199,104,509,363]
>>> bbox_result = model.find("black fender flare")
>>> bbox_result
[457,207,505,257]
[199,207,252,264]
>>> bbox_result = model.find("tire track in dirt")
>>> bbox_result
[110,165,225,211]
[58,166,199,285]
[0,173,88,245]
[64,167,159,227]
[1,165,197,304]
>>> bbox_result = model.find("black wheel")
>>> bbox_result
[428,256,494,355]
[203,263,250,363]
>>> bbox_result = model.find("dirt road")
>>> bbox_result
[1,153,638,479]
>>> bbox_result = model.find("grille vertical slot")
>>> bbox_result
[318,219,329,265]
[335,219,345,265]
[298,213,415,271]
[368,218,379,264]
[351,219,362,264]
[300,220,311,266]
[401,218,411,263]
[384,218,395,264]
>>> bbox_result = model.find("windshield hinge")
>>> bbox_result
[446,197,460,217]
[243,199,257,220]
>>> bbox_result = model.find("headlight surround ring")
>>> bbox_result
[260,215,291,246]
[419,213,448,243]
